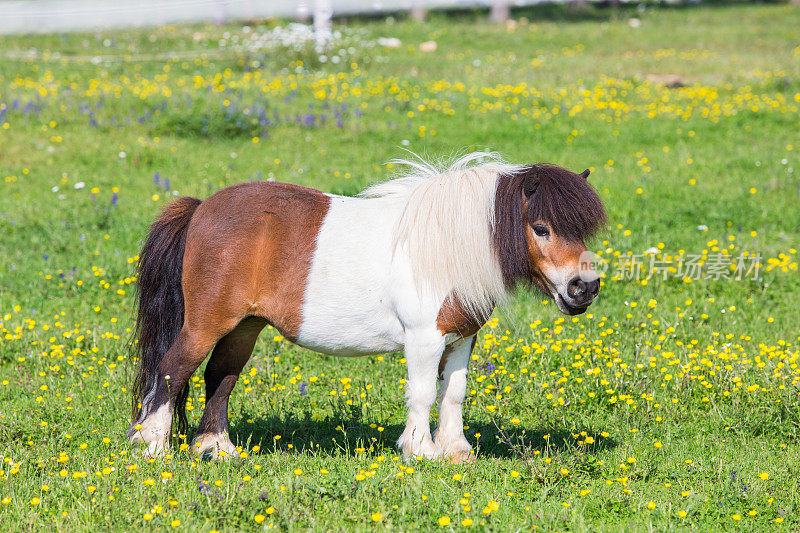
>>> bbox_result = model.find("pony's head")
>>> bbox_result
[494,164,607,315]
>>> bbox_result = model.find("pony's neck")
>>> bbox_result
[386,163,520,318]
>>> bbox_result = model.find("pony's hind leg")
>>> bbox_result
[398,329,446,461]
[433,336,476,464]
[129,328,218,456]
[193,317,266,459]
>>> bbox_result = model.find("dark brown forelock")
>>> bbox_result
[492,164,606,289]
[524,164,607,242]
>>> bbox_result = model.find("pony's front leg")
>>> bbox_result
[433,336,475,463]
[398,329,445,461]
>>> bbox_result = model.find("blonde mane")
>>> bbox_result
[360,152,523,318]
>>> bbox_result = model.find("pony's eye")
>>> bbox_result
[533,225,550,238]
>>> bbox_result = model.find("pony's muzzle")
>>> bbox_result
[566,277,599,307]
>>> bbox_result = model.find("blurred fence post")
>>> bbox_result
[297,0,311,22]
[489,0,510,23]
[213,0,228,24]
[314,0,333,47]
[243,0,255,20]
[410,1,427,21]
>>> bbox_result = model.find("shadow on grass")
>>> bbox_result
[228,412,618,459]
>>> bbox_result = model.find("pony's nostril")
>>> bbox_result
[588,279,600,296]
[567,278,586,298]
[567,277,598,303]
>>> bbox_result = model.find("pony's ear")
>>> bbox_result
[523,166,539,196]
[579,168,591,180]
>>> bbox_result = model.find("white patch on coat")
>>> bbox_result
[296,194,410,356]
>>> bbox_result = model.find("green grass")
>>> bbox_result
[1,3,799,530]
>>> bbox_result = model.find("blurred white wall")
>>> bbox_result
[0,0,604,34]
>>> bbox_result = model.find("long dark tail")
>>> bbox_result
[130,196,201,437]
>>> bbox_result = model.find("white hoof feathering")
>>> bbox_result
[144,440,168,458]
[434,431,473,461]
[130,401,172,457]
[398,429,442,461]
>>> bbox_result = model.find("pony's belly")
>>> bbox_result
[294,310,405,357]
[296,338,403,357]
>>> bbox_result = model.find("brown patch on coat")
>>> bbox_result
[436,295,488,339]
[181,181,330,343]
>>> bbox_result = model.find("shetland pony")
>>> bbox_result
[128,153,606,462]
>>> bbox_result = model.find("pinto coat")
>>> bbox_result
[128,152,606,462]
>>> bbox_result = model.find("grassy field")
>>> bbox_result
[1,3,799,531]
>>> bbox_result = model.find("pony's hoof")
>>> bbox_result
[446,450,476,464]
[193,433,239,460]
[143,440,168,458]
[434,433,473,463]
[399,435,442,462]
